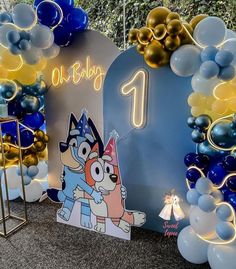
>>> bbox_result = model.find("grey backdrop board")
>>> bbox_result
[44,30,120,188]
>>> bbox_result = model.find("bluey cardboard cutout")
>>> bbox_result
[48,110,146,240]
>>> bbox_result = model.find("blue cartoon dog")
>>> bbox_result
[47,111,104,228]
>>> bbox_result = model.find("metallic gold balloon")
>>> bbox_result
[3,134,13,143]
[35,130,45,140]
[136,43,146,55]
[164,35,181,51]
[4,146,20,160]
[38,147,48,161]
[167,19,183,35]
[43,134,50,143]
[34,141,46,152]
[138,27,153,43]
[154,24,167,40]
[166,12,181,24]
[23,154,39,167]
[146,7,171,29]
[144,40,170,68]
[128,28,139,43]
[190,14,208,29]
[179,23,194,45]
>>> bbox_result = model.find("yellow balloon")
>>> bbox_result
[34,58,47,71]
[8,64,37,85]
[211,100,228,115]
[0,66,8,79]
[191,106,206,117]
[188,92,206,107]
[229,97,236,112]
[213,82,236,100]
[205,96,215,110]
[0,49,23,71]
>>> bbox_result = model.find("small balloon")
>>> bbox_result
[53,24,73,47]
[216,221,235,241]
[67,8,88,32]
[6,30,21,45]
[199,61,219,79]
[218,65,235,81]
[216,204,234,222]
[0,24,18,47]
[128,29,139,43]
[23,153,39,167]
[138,27,153,43]
[215,50,234,67]
[167,19,183,35]
[30,25,54,49]
[20,95,40,113]
[198,194,216,212]
[27,165,39,177]
[187,189,200,205]
[21,45,42,65]
[196,177,213,195]
[222,39,236,66]
[201,46,218,62]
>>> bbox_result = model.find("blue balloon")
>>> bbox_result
[12,4,36,29]
[53,24,73,47]
[67,8,88,32]
[197,141,227,157]
[218,65,235,81]
[216,221,235,241]
[8,100,25,118]
[223,39,236,66]
[194,154,210,169]
[54,0,74,15]
[186,168,201,183]
[198,194,216,212]
[0,81,17,100]
[17,129,34,147]
[227,193,236,210]
[199,61,219,79]
[211,122,236,148]
[16,164,28,176]
[193,16,226,46]
[23,112,45,130]
[223,155,236,172]
[196,177,213,194]
[170,45,201,77]
[187,189,200,205]
[23,175,32,185]
[215,50,234,67]
[208,163,227,185]
[226,175,236,192]
[6,30,20,44]
[36,1,61,28]
[216,204,233,221]
[184,152,196,167]
[187,116,196,129]
[201,46,218,62]
[19,39,31,51]
[20,95,40,113]
[27,165,39,177]
[191,129,205,143]
[1,121,17,135]
[0,12,12,23]
[9,44,21,55]
[195,115,212,131]
[20,31,30,41]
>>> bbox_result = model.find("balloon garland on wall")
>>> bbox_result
[0,1,88,202]
[128,6,236,269]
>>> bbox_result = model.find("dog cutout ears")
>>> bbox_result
[74,130,146,238]
[47,109,104,226]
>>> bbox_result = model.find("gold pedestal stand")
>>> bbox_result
[0,118,28,237]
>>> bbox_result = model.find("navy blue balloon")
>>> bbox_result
[197,141,227,158]
[20,95,40,114]
[208,163,227,185]
[36,1,60,28]
[54,0,74,15]
[227,193,236,211]
[33,80,48,96]
[184,153,196,167]
[16,129,34,147]
[226,176,236,192]
[194,154,210,169]
[191,129,205,143]
[223,155,236,172]
[187,116,196,129]
[23,112,44,130]
[1,122,17,136]
[195,115,212,132]
[53,24,73,47]
[8,100,25,119]
[186,168,201,183]
[211,122,236,148]
[67,7,88,32]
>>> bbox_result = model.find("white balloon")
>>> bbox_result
[12,3,36,29]
[208,242,236,269]
[177,225,209,264]
[190,206,218,238]
[1,183,20,200]
[30,25,54,49]
[1,166,22,189]
[35,161,48,179]
[0,24,18,47]
[19,180,43,202]
[222,39,236,66]
[225,29,236,40]
[21,45,42,65]
[36,178,49,192]
[42,43,60,59]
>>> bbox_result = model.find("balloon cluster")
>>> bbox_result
[34,0,88,47]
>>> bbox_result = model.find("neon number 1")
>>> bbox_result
[121,69,148,129]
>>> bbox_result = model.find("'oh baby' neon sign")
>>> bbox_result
[51,56,105,91]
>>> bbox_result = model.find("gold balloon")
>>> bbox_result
[154,24,167,40]
[138,27,153,43]
[179,23,194,45]
[43,134,50,143]
[23,154,39,167]
[164,35,181,51]
[211,100,228,115]
[34,58,47,71]
[167,19,183,35]
[188,92,206,107]
[35,130,45,140]
[229,97,236,112]
[166,12,180,24]
[191,106,206,117]
[3,134,13,143]
[146,7,171,29]
[128,28,139,43]
[213,82,236,100]
[0,49,23,71]
[190,14,208,29]
[38,147,48,161]
[4,146,20,160]
[34,141,46,152]
[8,64,37,85]
[0,66,8,79]
[144,40,170,68]
[205,96,215,110]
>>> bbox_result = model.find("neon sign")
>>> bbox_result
[51,56,105,91]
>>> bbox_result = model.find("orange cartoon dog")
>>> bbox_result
[74,133,146,233]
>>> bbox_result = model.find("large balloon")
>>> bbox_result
[193,17,226,46]
[222,39,236,66]
[21,45,43,65]
[8,64,37,85]
[19,180,43,202]
[54,0,74,15]
[12,3,36,29]
[208,242,236,269]
[42,43,60,59]
[53,24,73,47]
[30,25,54,49]
[35,161,48,179]
[67,8,88,32]
[1,166,21,189]
[177,226,209,264]
[170,45,201,77]
[20,95,40,113]
[0,24,18,47]
[23,112,45,130]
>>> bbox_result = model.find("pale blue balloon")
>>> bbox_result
[187,189,201,205]
[6,30,20,45]
[225,29,236,40]
[9,44,21,55]
[215,50,234,67]
[21,45,42,65]
[0,12,12,23]
[194,16,226,46]
[216,221,235,241]
[192,71,220,95]
[177,226,209,264]
[0,24,17,47]
[27,165,39,177]
[199,61,219,79]
[198,194,216,212]
[208,242,236,269]
[30,25,54,49]
[19,39,31,51]
[196,177,213,195]
[42,43,60,59]
[201,46,218,62]
[23,175,32,185]
[170,45,201,77]
[216,204,233,221]
[211,190,223,203]
[222,39,236,66]
[16,164,28,176]
[12,3,36,29]
[1,183,19,200]
[218,65,235,81]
